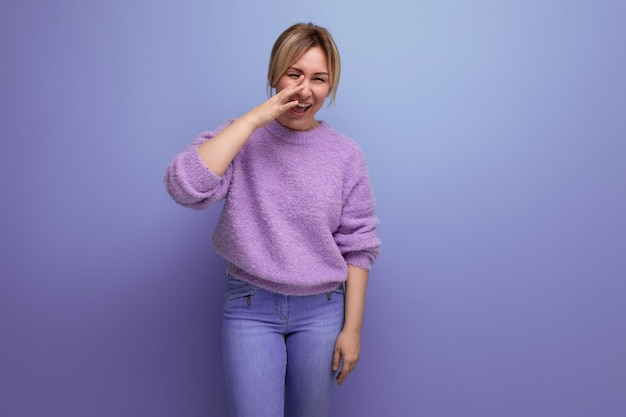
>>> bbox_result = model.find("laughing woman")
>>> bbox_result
[164,23,380,417]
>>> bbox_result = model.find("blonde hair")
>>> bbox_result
[268,23,341,104]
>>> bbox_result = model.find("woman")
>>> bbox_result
[165,22,380,417]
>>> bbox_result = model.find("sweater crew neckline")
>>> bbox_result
[264,120,331,144]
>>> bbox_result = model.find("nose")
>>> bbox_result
[298,78,312,99]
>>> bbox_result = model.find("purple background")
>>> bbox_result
[2,1,625,416]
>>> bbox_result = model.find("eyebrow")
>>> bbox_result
[288,67,329,76]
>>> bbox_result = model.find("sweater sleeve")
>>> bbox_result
[334,148,381,269]
[164,121,234,210]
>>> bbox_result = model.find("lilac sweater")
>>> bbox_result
[165,119,380,295]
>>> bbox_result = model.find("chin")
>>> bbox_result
[280,117,316,131]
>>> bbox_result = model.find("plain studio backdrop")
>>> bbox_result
[1,1,624,416]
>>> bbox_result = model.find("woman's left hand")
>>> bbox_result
[333,329,361,385]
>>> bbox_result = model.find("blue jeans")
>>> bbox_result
[222,276,345,417]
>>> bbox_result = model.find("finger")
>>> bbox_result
[336,371,345,385]
[277,100,299,114]
[280,84,304,101]
[283,76,305,94]
[332,347,341,372]
[274,76,305,106]
[336,367,350,385]
[275,89,303,108]
[342,359,355,375]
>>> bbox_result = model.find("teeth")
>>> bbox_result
[297,103,311,108]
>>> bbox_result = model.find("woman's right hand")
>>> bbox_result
[196,75,305,176]
[243,75,305,129]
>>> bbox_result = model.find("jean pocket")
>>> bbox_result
[331,283,345,295]
[224,276,256,302]
[326,283,345,301]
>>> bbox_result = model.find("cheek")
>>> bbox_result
[274,77,289,93]
[314,86,331,101]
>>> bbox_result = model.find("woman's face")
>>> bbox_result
[275,46,331,131]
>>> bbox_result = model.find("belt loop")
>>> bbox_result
[327,292,332,301]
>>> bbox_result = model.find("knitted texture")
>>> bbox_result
[165,120,380,295]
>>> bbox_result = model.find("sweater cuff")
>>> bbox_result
[179,145,223,193]
[344,252,374,270]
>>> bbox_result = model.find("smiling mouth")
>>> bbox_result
[292,103,311,113]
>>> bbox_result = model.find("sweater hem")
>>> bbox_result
[226,264,343,296]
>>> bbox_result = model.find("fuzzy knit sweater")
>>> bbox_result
[165,119,380,295]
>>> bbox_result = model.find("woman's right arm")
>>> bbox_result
[165,76,305,208]
[197,76,305,175]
